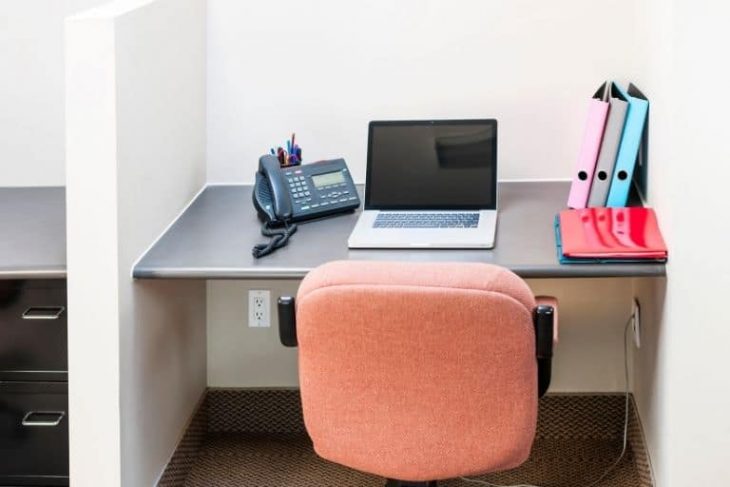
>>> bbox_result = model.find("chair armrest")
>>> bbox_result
[533,298,557,398]
[278,296,297,347]
[535,295,559,345]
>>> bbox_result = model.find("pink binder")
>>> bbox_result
[567,83,610,209]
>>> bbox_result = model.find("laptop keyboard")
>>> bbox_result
[373,213,480,229]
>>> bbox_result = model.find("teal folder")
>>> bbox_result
[606,84,649,207]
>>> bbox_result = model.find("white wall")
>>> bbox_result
[207,280,299,387]
[0,0,107,186]
[66,1,207,486]
[206,0,645,183]
[208,278,633,392]
[632,0,730,485]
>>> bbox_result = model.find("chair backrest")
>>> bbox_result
[296,261,539,481]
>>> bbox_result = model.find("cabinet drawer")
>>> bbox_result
[0,280,67,381]
[0,381,69,486]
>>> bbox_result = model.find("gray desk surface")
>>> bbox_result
[133,181,666,280]
[0,187,66,279]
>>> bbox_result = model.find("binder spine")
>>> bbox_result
[588,97,628,207]
[567,98,609,209]
[606,89,649,207]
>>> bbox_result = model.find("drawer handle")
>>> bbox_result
[22,411,65,427]
[22,306,65,320]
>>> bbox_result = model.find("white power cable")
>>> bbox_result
[460,314,634,487]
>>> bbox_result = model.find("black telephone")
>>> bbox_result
[252,155,359,257]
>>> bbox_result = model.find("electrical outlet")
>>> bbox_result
[248,290,271,328]
[632,298,641,348]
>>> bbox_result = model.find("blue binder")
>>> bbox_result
[606,84,649,207]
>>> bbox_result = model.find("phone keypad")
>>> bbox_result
[288,176,310,201]
[284,166,359,217]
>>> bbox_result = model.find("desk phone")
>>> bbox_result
[254,156,360,225]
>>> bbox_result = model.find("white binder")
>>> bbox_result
[588,82,628,207]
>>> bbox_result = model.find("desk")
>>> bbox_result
[133,181,665,280]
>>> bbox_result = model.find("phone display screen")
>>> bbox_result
[312,171,346,188]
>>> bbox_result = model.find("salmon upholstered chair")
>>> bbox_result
[278,261,557,487]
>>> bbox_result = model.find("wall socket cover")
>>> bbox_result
[632,298,641,348]
[248,290,271,328]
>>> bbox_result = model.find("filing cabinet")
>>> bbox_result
[0,280,68,486]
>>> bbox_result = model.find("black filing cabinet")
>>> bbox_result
[0,280,68,486]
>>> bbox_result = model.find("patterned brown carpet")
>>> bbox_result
[160,391,653,487]
[183,433,640,487]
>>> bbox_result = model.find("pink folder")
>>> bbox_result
[567,85,610,209]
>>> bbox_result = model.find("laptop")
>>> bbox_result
[348,119,498,249]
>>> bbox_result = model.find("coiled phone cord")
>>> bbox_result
[252,221,298,258]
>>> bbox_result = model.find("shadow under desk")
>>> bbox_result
[133,181,666,280]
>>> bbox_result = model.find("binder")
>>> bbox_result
[567,82,610,209]
[606,84,649,207]
[588,82,628,207]
[556,207,667,261]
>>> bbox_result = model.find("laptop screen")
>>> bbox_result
[365,120,497,210]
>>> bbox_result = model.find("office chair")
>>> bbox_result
[278,261,557,486]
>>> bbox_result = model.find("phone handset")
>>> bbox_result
[258,155,293,222]
[252,155,298,258]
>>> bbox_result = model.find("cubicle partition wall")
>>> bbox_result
[205,1,646,182]
[66,0,207,485]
